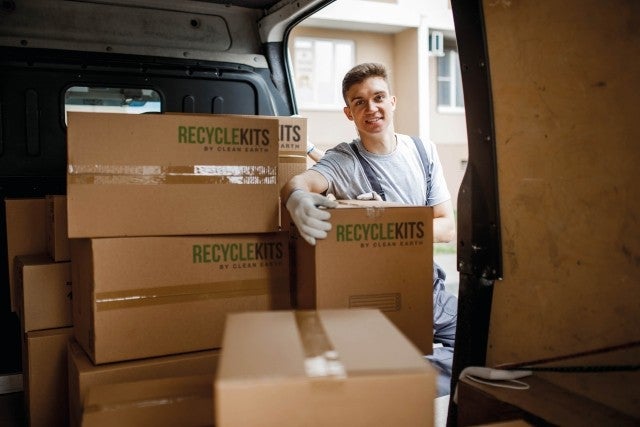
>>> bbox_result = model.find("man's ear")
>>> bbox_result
[390,95,397,111]
[343,106,353,121]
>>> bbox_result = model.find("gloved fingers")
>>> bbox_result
[297,222,330,246]
[309,193,338,208]
[356,191,383,201]
[304,203,333,221]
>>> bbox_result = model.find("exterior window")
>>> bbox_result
[437,49,464,112]
[293,37,355,109]
[64,86,161,124]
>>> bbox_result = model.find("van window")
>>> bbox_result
[64,86,161,124]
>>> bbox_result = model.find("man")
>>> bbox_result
[283,62,457,395]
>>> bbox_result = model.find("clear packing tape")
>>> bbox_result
[278,152,307,163]
[68,164,277,185]
[95,278,288,311]
[294,311,347,379]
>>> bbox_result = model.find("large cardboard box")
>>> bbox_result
[276,116,308,230]
[183,113,309,229]
[46,194,70,261]
[215,309,436,427]
[23,327,74,427]
[15,254,72,332]
[4,197,46,312]
[68,340,220,427]
[66,112,280,238]
[295,201,434,354]
[81,375,213,427]
[71,232,290,364]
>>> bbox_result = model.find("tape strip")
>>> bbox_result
[83,392,211,414]
[68,164,277,185]
[278,153,307,163]
[294,311,346,379]
[96,278,285,311]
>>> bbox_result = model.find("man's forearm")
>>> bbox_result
[433,217,456,243]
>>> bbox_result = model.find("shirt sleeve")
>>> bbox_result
[424,139,452,207]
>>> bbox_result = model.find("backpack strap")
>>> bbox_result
[349,141,386,201]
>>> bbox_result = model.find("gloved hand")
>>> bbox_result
[286,189,338,245]
[356,191,383,201]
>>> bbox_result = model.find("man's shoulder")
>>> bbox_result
[325,141,356,157]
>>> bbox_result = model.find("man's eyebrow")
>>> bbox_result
[348,91,386,103]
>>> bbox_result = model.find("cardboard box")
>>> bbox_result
[276,116,308,230]
[46,194,70,261]
[15,254,72,332]
[23,327,74,427]
[68,340,220,427]
[184,113,309,230]
[4,197,46,312]
[215,309,436,427]
[295,201,434,354]
[81,375,213,427]
[71,232,290,364]
[66,112,280,238]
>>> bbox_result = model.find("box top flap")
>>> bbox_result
[217,309,431,383]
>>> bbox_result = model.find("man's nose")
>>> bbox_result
[365,99,377,111]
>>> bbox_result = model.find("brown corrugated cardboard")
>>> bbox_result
[175,113,309,230]
[70,232,290,364]
[23,327,74,427]
[81,375,213,427]
[295,200,434,354]
[215,309,436,427]
[275,116,308,230]
[4,197,46,312]
[66,112,280,238]
[68,340,220,427]
[15,254,72,332]
[46,194,70,261]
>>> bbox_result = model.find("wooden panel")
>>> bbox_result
[482,0,640,413]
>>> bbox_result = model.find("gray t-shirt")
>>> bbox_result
[311,133,451,207]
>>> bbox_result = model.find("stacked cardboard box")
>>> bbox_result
[80,375,214,426]
[4,197,74,427]
[5,198,47,313]
[68,340,219,427]
[70,233,290,364]
[294,200,435,355]
[46,195,70,262]
[215,309,437,426]
[64,112,304,423]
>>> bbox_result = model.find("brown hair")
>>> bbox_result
[341,62,390,104]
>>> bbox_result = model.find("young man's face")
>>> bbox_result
[343,76,396,137]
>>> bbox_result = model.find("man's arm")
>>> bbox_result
[432,199,456,243]
[282,169,330,202]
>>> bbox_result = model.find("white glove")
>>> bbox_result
[286,190,338,245]
[356,191,383,201]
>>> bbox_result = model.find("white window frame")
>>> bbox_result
[292,37,355,111]
[437,49,465,114]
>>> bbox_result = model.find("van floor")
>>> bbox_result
[0,391,25,427]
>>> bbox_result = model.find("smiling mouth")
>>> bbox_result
[365,116,383,124]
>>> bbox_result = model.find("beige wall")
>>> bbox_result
[393,28,420,136]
